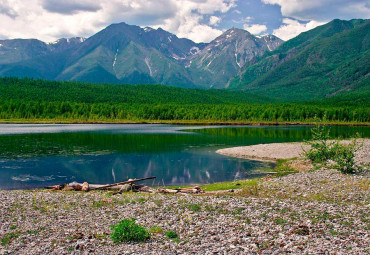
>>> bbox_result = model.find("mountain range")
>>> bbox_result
[0,22,282,89]
[0,19,369,101]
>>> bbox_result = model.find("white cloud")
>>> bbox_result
[42,0,102,15]
[272,18,324,40]
[0,0,18,18]
[243,24,267,34]
[261,0,370,21]
[158,0,236,42]
[262,0,368,40]
[0,0,236,43]
[233,16,253,24]
[209,16,221,26]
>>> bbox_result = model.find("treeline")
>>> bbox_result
[0,100,368,123]
[0,77,368,123]
[0,77,272,104]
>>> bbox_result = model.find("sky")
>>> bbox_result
[0,0,369,43]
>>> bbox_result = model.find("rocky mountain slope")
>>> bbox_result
[0,22,282,88]
[187,28,282,88]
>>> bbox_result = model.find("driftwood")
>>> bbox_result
[246,172,278,176]
[90,176,156,190]
[45,176,156,192]
[157,186,203,194]
[45,177,205,194]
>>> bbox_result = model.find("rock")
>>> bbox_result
[292,225,310,236]
[137,186,151,192]
[119,184,132,192]
[82,182,89,192]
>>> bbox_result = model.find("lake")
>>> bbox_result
[0,124,368,190]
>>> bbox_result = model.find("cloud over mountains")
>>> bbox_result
[0,0,368,43]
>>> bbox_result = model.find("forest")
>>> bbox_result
[0,77,368,124]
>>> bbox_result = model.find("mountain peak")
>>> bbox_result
[143,27,154,32]
[0,21,284,89]
[223,27,251,37]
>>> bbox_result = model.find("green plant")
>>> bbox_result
[184,203,202,212]
[149,226,163,234]
[304,123,362,174]
[241,179,259,196]
[110,219,150,243]
[275,218,287,225]
[304,123,333,163]
[330,139,361,174]
[166,230,178,239]
[1,232,19,247]
[136,198,147,204]
[273,159,299,176]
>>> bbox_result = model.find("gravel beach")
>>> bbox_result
[216,139,370,164]
[1,140,369,254]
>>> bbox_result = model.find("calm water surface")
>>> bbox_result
[0,124,368,189]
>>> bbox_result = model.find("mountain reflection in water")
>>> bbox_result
[0,124,368,189]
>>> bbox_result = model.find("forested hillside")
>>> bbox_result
[229,19,370,100]
[0,78,368,124]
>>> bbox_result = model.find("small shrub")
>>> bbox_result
[166,230,178,239]
[304,123,333,163]
[304,123,362,174]
[110,219,150,243]
[330,140,361,174]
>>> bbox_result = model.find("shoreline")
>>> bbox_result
[0,119,369,126]
[216,142,309,163]
[1,140,369,254]
[216,139,370,165]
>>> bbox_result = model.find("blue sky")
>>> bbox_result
[0,0,369,42]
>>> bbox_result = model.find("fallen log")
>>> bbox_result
[45,178,205,194]
[90,176,156,190]
[45,176,156,191]
[157,186,203,194]
[157,188,178,194]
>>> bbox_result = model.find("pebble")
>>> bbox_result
[0,141,369,254]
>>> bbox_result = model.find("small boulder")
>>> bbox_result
[82,182,89,192]
[119,184,132,193]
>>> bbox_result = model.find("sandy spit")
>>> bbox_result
[217,139,370,164]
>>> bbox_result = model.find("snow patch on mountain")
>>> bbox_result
[113,49,119,69]
[144,27,153,32]
[145,57,153,77]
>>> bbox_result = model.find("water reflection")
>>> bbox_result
[0,124,368,189]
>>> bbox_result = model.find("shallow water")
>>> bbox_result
[0,124,368,189]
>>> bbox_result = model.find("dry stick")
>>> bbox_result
[246,172,278,175]
[89,176,156,190]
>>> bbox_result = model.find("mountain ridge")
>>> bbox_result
[0,19,368,101]
[229,19,370,100]
[0,22,282,88]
